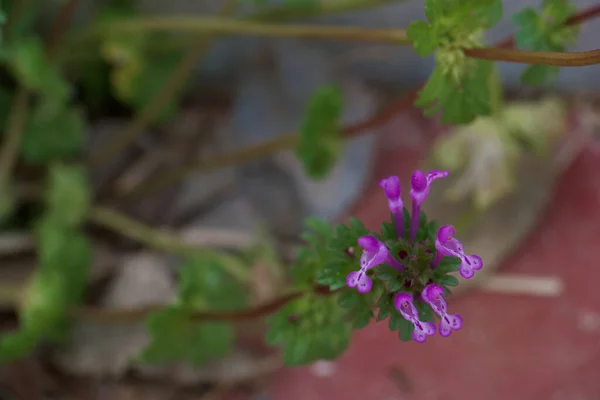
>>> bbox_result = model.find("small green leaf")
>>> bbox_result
[177,256,247,311]
[520,64,559,86]
[512,0,578,86]
[44,164,90,228]
[375,265,397,281]
[296,84,343,179]
[337,289,359,308]
[388,309,405,331]
[22,100,87,164]
[435,256,461,274]
[407,21,438,56]
[380,221,396,241]
[398,318,414,341]
[348,217,368,236]
[139,255,247,367]
[9,37,69,100]
[265,295,351,365]
[439,274,460,287]
[415,301,435,322]
[139,306,234,367]
[0,329,39,363]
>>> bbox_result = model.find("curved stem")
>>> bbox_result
[254,0,408,21]
[71,285,334,323]
[87,206,251,282]
[464,47,600,66]
[98,16,409,44]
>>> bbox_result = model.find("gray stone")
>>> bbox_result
[52,252,176,378]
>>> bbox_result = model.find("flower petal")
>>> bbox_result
[357,235,381,253]
[466,254,483,271]
[379,176,401,200]
[439,314,462,337]
[413,321,436,343]
[346,271,373,293]
[437,225,456,243]
[459,260,475,279]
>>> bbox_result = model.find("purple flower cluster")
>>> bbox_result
[346,170,483,342]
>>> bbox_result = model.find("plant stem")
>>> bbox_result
[0,87,29,185]
[88,0,238,167]
[253,0,408,21]
[101,16,409,44]
[71,284,335,323]
[464,47,600,66]
[87,206,250,282]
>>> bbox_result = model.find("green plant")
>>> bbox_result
[0,0,596,370]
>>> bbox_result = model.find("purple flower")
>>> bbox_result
[409,170,449,242]
[346,236,388,293]
[379,176,404,238]
[394,292,436,343]
[432,225,483,279]
[422,284,462,337]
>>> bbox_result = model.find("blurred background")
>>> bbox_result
[1,0,600,399]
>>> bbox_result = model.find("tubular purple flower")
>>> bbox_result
[422,284,463,337]
[433,225,483,279]
[394,292,436,343]
[379,176,404,238]
[409,170,449,242]
[347,236,386,293]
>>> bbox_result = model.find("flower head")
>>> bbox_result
[409,169,449,206]
[422,284,462,337]
[409,170,448,242]
[394,292,436,343]
[346,235,389,293]
[434,225,483,279]
[379,176,404,238]
[379,176,403,213]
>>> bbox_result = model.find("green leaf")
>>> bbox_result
[296,218,339,287]
[375,265,397,281]
[398,317,414,341]
[9,37,69,100]
[177,256,247,311]
[388,309,405,331]
[407,21,438,56]
[415,301,435,322]
[474,0,503,28]
[44,164,91,228]
[34,220,92,308]
[296,84,343,179]
[139,306,234,367]
[348,217,368,237]
[417,61,493,125]
[520,64,559,86]
[435,256,461,274]
[512,0,578,86]
[0,329,39,363]
[265,295,351,365]
[12,220,92,351]
[139,255,247,367]
[439,274,460,287]
[337,289,359,308]
[22,100,87,164]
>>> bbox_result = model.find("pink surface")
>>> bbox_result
[269,111,600,400]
